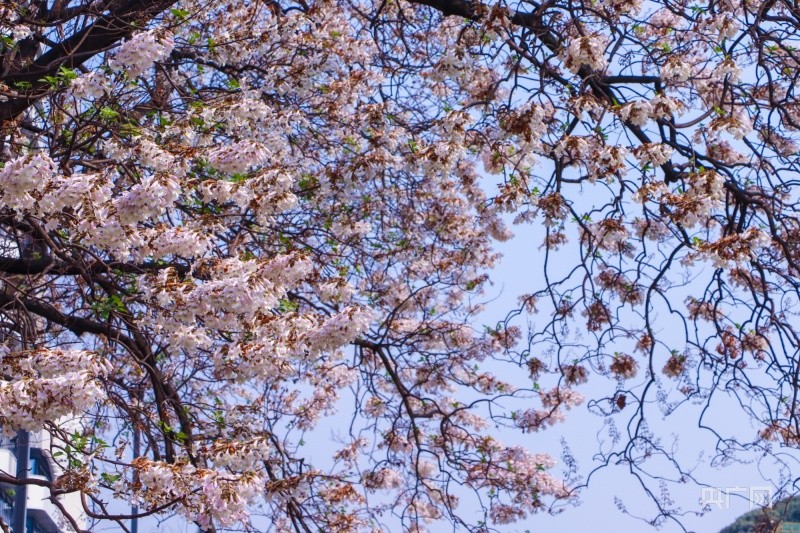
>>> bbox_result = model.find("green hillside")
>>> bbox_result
[719,498,800,533]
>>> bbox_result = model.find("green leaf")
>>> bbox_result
[171,7,190,20]
[226,173,248,183]
[40,75,60,88]
[99,106,120,121]
[278,298,299,313]
[100,473,122,484]
[58,66,78,81]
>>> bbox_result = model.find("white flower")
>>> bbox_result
[147,226,211,259]
[634,143,673,166]
[708,110,752,140]
[207,141,270,175]
[11,25,32,42]
[69,71,108,100]
[650,94,685,119]
[113,174,180,225]
[618,101,653,126]
[563,35,608,73]
[0,153,58,211]
[661,57,692,84]
[110,31,174,77]
[362,468,403,490]
[0,349,109,431]
[319,281,355,303]
[712,57,742,82]
[709,14,739,39]
[304,306,374,354]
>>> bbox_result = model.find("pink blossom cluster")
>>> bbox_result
[563,34,609,73]
[466,444,569,525]
[0,153,59,212]
[205,437,272,471]
[207,140,270,175]
[516,387,585,432]
[361,467,404,491]
[110,31,174,77]
[697,227,772,268]
[0,349,109,431]
[132,459,263,528]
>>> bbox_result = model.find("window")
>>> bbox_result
[0,489,12,528]
[28,450,52,481]
[26,517,49,533]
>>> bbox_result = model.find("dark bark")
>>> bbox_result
[0,0,179,121]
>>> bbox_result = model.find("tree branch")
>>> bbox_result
[0,0,179,121]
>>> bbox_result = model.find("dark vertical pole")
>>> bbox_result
[131,426,139,533]
[12,430,28,533]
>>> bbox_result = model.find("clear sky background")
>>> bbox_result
[480,227,778,533]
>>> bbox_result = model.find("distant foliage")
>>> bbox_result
[720,498,800,533]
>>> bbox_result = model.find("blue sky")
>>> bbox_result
[482,226,778,533]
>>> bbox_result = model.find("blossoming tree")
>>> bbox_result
[0,0,799,530]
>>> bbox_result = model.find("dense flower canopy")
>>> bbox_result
[1,0,800,530]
